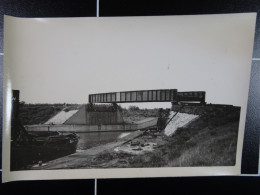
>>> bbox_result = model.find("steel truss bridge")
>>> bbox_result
[89,89,205,104]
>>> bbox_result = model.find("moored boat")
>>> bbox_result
[10,90,79,171]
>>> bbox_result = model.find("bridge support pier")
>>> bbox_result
[65,104,124,125]
[112,103,119,111]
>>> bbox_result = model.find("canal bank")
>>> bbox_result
[31,130,144,170]
[29,104,240,169]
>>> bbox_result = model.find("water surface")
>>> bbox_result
[77,131,131,150]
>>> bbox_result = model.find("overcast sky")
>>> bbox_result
[4,14,256,108]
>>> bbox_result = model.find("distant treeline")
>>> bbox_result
[121,106,170,124]
[18,103,68,125]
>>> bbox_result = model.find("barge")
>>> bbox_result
[11,90,79,170]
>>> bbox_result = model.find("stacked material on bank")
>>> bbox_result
[44,110,79,125]
[164,111,199,136]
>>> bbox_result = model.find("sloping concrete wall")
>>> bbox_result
[45,110,79,125]
[164,111,199,136]
[134,117,158,129]
[64,105,87,124]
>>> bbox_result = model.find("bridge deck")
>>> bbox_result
[88,89,205,104]
[89,89,177,103]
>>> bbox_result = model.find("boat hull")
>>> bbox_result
[11,131,79,171]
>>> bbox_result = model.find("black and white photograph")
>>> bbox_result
[2,13,256,182]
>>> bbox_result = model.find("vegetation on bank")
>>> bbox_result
[122,106,170,123]
[93,106,240,167]
[19,103,78,125]
[128,123,238,167]
[18,102,240,167]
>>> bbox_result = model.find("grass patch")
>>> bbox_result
[126,106,240,167]
[122,108,170,123]
[167,122,238,167]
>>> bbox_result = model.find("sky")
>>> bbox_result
[4,14,256,108]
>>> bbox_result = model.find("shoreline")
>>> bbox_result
[30,130,144,170]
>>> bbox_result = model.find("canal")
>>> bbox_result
[76,131,132,151]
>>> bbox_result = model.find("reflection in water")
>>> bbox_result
[118,132,131,139]
[77,131,131,150]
